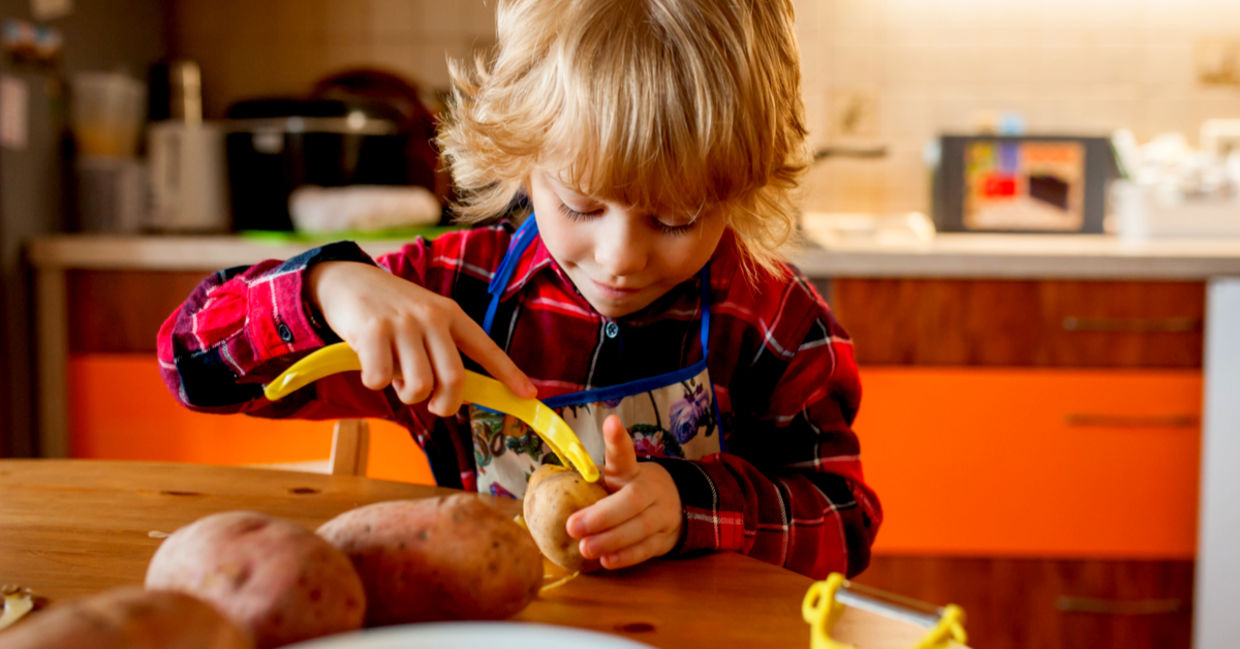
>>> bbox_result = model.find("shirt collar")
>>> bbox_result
[497,226,556,301]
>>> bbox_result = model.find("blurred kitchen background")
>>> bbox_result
[166,0,1240,218]
[4,0,1239,242]
[174,0,1240,216]
[796,0,1240,214]
[3,2,1240,649]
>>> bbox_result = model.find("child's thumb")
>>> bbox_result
[602,415,638,487]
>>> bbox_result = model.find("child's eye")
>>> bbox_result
[653,218,697,236]
[557,203,600,221]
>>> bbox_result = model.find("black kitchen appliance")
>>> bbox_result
[223,95,432,231]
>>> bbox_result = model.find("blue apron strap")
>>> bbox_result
[483,216,540,334]
[698,263,711,356]
[698,262,725,453]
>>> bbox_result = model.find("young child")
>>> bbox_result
[158,0,881,579]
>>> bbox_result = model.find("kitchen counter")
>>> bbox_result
[26,231,1240,278]
[792,232,1240,280]
[24,231,1240,649]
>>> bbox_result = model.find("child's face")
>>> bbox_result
[528,167,727,319]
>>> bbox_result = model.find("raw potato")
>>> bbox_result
[522,464,608,572]
[144,511,365,649]
[0,587,252,649]
[316,494,543,626]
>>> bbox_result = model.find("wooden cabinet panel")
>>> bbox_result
[854,556,1193,649]
[830,279,1204,367]
[75,273,1209,365]
[857,367,1201,557]
[68,269,216,354]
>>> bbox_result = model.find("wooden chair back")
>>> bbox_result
[329,419,370,476]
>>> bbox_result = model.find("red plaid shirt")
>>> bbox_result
[157,222,881,578]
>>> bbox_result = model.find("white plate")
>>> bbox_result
[282,621,657,649]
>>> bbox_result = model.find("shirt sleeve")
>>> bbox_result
[157,240,395,419]
[647,275,882,580]
[156,226,510,424]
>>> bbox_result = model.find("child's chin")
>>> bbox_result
[588,297,648,319]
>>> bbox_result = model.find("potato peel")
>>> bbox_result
[0,584,36,630]
[539,571,580,595]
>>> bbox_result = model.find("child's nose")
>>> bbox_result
[594,215,647,276]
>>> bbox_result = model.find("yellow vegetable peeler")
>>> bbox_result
[803,573,967,649]
[264,342,600,482]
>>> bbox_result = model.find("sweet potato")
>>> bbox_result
[144,510,365,649]
[0,587,252,649]
[316,494,542,626]
[522,464,608,572]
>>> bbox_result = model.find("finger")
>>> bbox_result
[392,334,433,404]
[603,415,639,488]
[576,506,661,559]
[597,531,680,570]
[450,315,537,398]
[353,336,394,391]
[423,329,466,416]
[566,483,648,539]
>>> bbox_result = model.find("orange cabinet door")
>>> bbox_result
[69,354,433,484]
[856,367,1201,558]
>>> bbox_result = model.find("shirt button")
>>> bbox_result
[277,322,294,342]
[604,321,619,339]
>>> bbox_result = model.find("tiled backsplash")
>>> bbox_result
[171,0,495,116]
[796,0,1240,214]
[172,0,1240,215]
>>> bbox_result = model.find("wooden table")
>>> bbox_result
[0,459,963,649]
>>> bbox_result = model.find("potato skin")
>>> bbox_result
[144,510,365,649]
[0,587,253,649]
[522,465,608,572]
[316,494,543,626]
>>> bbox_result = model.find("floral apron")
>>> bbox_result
[469,216,723,499]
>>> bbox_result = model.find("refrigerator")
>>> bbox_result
[0,0,167,456]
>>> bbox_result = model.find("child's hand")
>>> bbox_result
[566,415,683,570]
[307,261,536,416]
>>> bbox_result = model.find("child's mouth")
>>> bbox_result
[591,280,640,299]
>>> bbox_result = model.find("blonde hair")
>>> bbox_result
[438,0,809,278]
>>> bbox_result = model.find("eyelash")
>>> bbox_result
[556,203,596,221]
[556,203,696,236]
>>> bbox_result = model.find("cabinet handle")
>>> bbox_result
[1064,413,1198,428]
[1060,316,1201,333]
[1056,595,1182,615]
